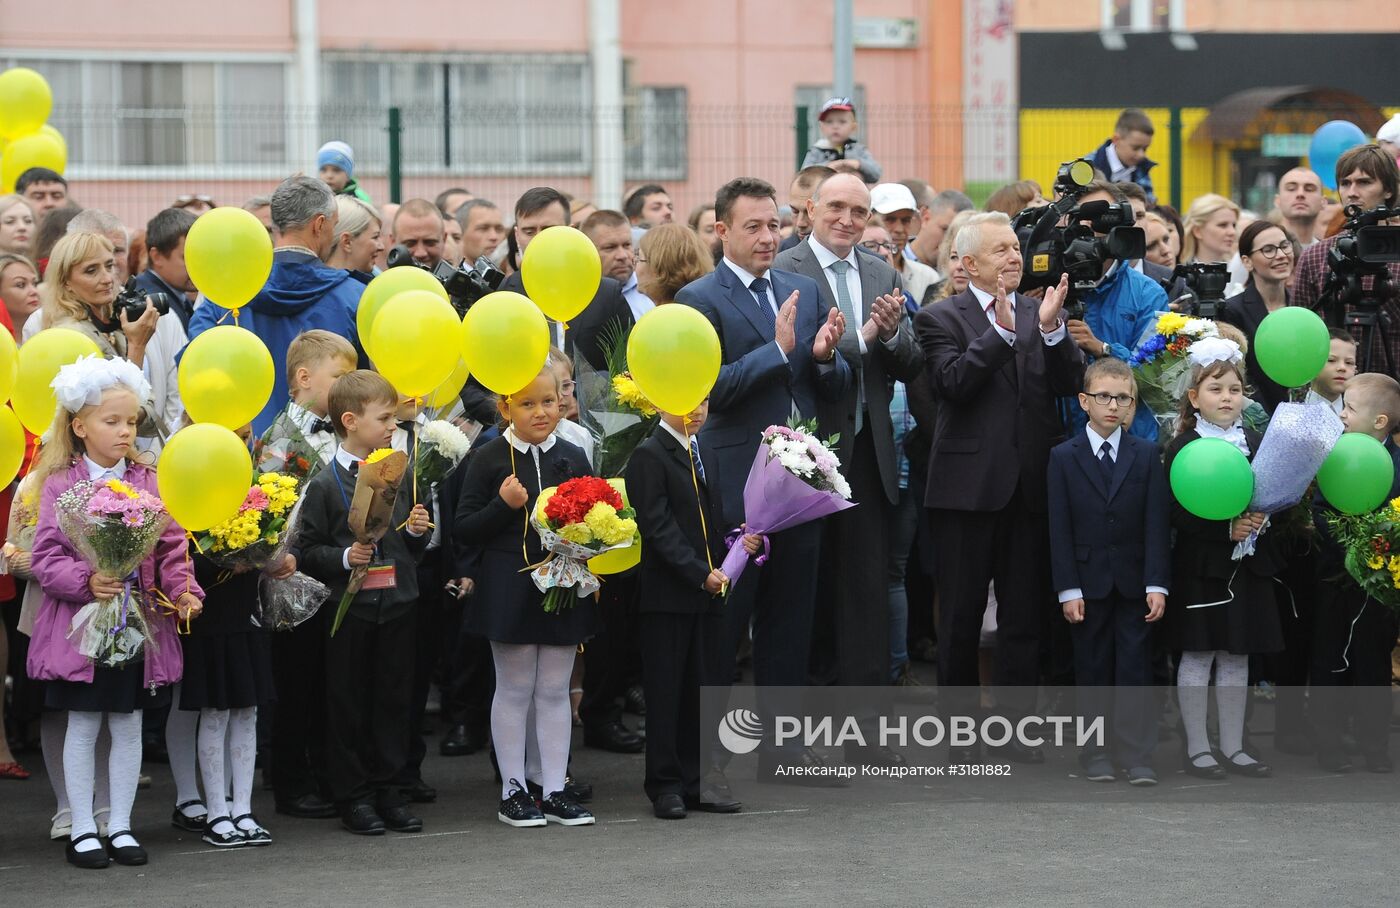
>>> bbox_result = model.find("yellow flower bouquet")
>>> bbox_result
[1328,496,1400,612]
[196,472,301,570]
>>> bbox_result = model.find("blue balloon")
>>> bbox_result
[1309,120,1368,190]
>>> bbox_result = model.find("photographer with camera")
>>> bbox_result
[1294,145,1400,375]
[1019,173,1166,440]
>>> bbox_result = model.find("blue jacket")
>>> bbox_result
[185,250,366,434]
[1068,264,1168,442]
[1090,139,1157,203]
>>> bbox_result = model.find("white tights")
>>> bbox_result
[490,642,575,800]
[198,707,257,825]
[64,711,142,850]
[41,710,111,818]
[1177,649,1255,767]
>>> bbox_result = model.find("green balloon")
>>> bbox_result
[1253,307,1330,389]
[1169,437,1254,520]
[1317,433,1394,514]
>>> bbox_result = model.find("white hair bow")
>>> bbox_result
[1186,337,1244,369]
[50,354,150,413]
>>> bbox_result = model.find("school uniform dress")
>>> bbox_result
[177,552,275,712]
[625,424,727,804]
[1164,424,1284,655]
[453,430,598,646]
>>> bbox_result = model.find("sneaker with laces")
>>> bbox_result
[497,780,546,828]
[541,790,595,826]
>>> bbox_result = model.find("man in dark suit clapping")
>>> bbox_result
[913,211,1085,762]
[774,173,923,692]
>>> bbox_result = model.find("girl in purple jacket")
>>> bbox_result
[25,357,203,869]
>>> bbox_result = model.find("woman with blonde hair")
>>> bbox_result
[931,209,976,302]
[637,223,714,304]
[325,196,383,277]
[1181,193,1240,264]
[0,195,36,257]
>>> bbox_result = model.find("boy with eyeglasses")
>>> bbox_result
[1047,358,1172,786]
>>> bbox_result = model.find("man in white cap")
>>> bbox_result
[318,140,373,204]
[870,182,939,307]
[1378,114,1400,166]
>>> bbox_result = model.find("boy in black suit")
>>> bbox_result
[1047,358,1171,786]
[625,398,757,819]
[1311,373,1400,773]
[296,371,432,835]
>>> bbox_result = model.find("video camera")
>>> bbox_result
[1011,158,1145,319]
[1320,205,1400,317]
[385,245,505,316]
[1161,261,1229,319]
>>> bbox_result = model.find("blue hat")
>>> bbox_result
[317,140,354,179]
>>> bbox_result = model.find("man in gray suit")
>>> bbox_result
[774,172,923,694]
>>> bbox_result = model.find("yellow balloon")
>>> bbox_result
[627,305,721,415]
[158,424,252,532]
[588,479,641,575]
[0,406,24,487]
[13,328,102,434]
[357,266,448,359]
[0,325,17,403]
[178,325,274,429]
[370,290,462,398]
[38,124,66,157]
[521,226,602,323]
[1,133,65,194]
[0,68,53,141]
[185,207,274,310]
[460,291,551,395]
[425,357,470,410]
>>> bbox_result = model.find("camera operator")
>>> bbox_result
[1217,220,1300,415]
[392,199,446,269]
[1061,180,1169,440]
[1294,145,1400,374]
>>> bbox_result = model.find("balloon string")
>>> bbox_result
[684,417,721,596]
[507,398,530,567]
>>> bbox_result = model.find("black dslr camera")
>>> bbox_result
[1162,261,1229,319]
[1011,158,1145,319]
[384,245,505,316]
[112,277,173,322]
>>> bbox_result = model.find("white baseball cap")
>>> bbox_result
[870,183,918,215]
[1378,114,1400,146]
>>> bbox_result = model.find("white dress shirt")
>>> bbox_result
[288,400,336,466]
[1104,143,1132,183]
[553,418,595,468]
[84,455,128,482]
[1304,388,1344,417]
[967,282,1067,347]
[1056,424,1169,603]
[621,272,655,322]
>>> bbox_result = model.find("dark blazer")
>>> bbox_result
[296,458,428,624]
[773,238,924,503]
[675,262,851,529]
[499,271,633,372]
[914,288,1085,513]
[625,428,726,614]
[1046,431,1171,601]
[1217,285,1290,414]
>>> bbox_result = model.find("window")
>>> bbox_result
[322,53,591,176]
[625,86,687,180]
[0,56,288,171]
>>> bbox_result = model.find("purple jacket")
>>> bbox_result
[26,461,203,687]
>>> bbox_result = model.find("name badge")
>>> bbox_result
[362,560,398,591]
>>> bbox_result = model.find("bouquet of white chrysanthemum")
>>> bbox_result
[413,419,471,499]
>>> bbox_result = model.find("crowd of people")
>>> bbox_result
[3,101,1400,870]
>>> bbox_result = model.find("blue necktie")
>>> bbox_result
[690,438,706,484]
[1098,440,1115,485]
[748,277,776,328]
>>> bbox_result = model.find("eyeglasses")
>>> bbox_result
[560,380,576,394]
[861,241,898,254]
[1088,392,1135,407]
[1251,243,1294,260]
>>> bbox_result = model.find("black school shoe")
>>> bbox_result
[379,804,423,833]
[232,813,272,846]
[171,799,207,833]
[65,833,110,870]
[104,831,148,866]
[540,790,595,826]
[202,816,247,849]
[526,774,593,805]
[498,781,546,828]
[341,802,386,836]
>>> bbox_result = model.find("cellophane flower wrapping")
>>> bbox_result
[530,477,638,612]
[256,570,331,630]
[1129,312,1219,437]
[254,410,324,484]
[1328,497,1400,612]
[719,420,856,589]
[195,473,300,571]
[1232,402,1343,560]
[55,479,170,667]
[574,325,660,478]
